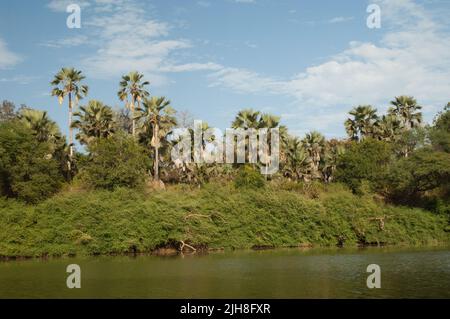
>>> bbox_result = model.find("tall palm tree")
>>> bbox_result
[18,108,61,143]
[51,67,88,160]
[303,131,325,178]
[282,136,311,181]
[136,96,177,181]
[345,105,379,141]
[117,71,150,136]
[72,100,115,145]
[388,96,422,130]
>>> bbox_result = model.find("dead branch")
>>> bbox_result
[179,240,197,253]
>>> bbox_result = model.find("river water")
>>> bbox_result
[0,246,449,298]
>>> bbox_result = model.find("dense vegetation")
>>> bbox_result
[0,68,449,257]
[0,182,448,258]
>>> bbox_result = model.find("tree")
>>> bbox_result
[282,136,311,181]
[335,138,392,193]
[80,132,149,189]
[375,114,402,142]
[117,71,149,137]
[18,108,61,143]
[302,131,325,178]
[0,121,64,203]
[429,104,450,153]
[231,109,261,129]
[384,149,450,205]
[345,105,379,141]
[135,96,177,181]
[322,139,345,183]
[388,96,422,130]
[51,67,89,161]
[72,100,116,145]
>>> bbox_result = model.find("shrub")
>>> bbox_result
[234,165,265,189]
[79,132,149,190]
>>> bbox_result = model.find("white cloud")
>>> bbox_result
[0,75,38,85]
[209,0,450,134]
[41,35,89,48]
[0,38,21,69]
[328,16,354,24]
[47,0,90,12]
[71,0,217,83]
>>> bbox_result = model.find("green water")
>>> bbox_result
[0,247,449,298]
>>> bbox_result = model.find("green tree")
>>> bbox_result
[231,109,261,129]
[0,121,63,203]
[282,136,311,181]
[302,131,325,178]
[335,138,392,193]
[384,149,450,206]
[72,100,116,145]
[388,96,423,130]
[429,103,450,153]
[51,67,89,160]
[117,71,150,137]
[18,108,61,143]
[80,132,149,189]
[345,105,379,141]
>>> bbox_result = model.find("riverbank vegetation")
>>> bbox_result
[0,68,449,257]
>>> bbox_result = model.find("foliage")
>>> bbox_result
[335,139,392,193]
[0,121,64,203]
[234,165,265,189]
[72,100,115,145]
[0,182,448,258]
[79,132,149,190]
[383,149,450,205]
[429,105,450,153]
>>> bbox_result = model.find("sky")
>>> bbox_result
[0,0,449,138]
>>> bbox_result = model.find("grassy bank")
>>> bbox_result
[0,182,449,258]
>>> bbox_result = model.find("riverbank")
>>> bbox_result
[0,181,449,258]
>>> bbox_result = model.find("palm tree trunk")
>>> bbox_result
[68,92,73,159]
[154,123,160,181]
[131,96,136,137]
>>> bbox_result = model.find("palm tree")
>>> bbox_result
[231,109,261,129]
[72,100,115,145]
[51,67,88,160]
[117,71,150,136]
[345,105,379,141]
[303,131,325,178]
[282,136,311,181]
[376,114,402,142]
[322,139,345,183]
[388,96,422,130]
[18,108,61,143]
[136,96,177,181]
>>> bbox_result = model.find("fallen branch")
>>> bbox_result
[179,240,197,253]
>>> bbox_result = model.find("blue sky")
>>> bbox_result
[0,0,449,138]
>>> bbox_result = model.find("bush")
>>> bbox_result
[335,139,392,193]
[234,165,265,189]
[0,121,63,203]
[79,132,149,190]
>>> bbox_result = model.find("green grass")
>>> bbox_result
[0,181,448,258]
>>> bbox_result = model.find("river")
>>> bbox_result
[0,246,449,298]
